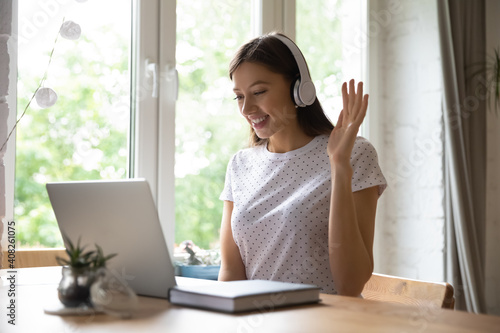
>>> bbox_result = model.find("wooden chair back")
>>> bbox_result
[1,248,66,269]
[362,273,455,309]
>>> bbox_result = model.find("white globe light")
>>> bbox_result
[60,21,81,40]
[35,87,58,108]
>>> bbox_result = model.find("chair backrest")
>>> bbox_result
[362,273,455,309]
[1,248,66,268]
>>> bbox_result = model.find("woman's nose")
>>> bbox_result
[240,97,256,115]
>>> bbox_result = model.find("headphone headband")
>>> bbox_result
[273,34,316,107]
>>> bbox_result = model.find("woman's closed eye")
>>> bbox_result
[233,90,266,101]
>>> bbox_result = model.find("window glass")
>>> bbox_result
[16,1,132,247]
[175,1,251,249]
[296,0,365,124]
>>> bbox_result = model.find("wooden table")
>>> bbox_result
[1,267,499,333]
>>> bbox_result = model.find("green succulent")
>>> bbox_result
[92,244,118,269]
[56,235,116,270]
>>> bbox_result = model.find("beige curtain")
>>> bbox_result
[437,0,487,313]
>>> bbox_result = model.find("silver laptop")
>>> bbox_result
[46,178,177,298]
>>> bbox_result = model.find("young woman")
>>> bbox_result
[218,32,387,296]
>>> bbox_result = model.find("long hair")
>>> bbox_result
[229,32,334,147]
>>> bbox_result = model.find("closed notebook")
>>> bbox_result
[168,279,321,313]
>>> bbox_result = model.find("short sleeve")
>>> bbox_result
[219,155,235,202]
[350,137,387,196]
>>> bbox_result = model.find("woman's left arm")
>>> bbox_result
[327,79,379,296]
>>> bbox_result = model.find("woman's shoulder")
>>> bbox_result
[352,136,378,155]
[316,134,378,156]
[350,136,383,168]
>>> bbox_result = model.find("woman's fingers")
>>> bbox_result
[342,79,368,120]
[336,109,344,128]
[353,94,369,125]
[343,80,363,111]
[349,79,355,112]
[354,81,363,110]
[361,94,369,115]
[342,82,348,115]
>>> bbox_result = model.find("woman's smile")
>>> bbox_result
[250,115,269,128]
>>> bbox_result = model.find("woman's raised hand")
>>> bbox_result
[327,79,369,167]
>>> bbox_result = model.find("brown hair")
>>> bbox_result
[229,32,334,147]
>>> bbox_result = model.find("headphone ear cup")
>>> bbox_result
[298,80,316,106]
[291,78,303,107]
[292,78,316,107]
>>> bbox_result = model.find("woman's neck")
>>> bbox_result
[267,131,315,153]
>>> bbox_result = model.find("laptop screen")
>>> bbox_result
[46,178,176,298]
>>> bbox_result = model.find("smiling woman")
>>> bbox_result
[218,33,386,297]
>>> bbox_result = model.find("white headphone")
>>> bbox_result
[274,34,316,107]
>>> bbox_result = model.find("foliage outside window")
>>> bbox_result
[297,0,361,124]
[16,1,131,248]
[15,0,358,253]
[174,0,250,250]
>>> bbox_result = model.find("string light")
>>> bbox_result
[59,20,82,40]
[35,87,58,109]
[0,18,81,152]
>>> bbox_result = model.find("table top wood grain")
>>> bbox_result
[1,267,499,333]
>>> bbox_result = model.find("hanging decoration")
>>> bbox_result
[59,20,82,40]
[0,18,82,152]
[35,87,58,109]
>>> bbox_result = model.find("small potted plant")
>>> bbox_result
[56,236,117,308]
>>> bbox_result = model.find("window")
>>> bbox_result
[5,0,367,256]
[174,0,367,251]
[15,0,132,248]
[174,1,251,250]
[296,0,367,126]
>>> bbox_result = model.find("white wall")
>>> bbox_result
[369,0,445,282]
[370,0,500,315]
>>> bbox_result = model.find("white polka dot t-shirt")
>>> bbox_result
[220,135,387,294]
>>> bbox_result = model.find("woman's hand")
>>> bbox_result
[327,80,374,296]
[327,79,369,167]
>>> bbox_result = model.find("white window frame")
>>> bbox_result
[2,0,17,247]
[253,0,296,37]
[3,0,370,259]
[133,0,177,252]
[365,0,384,272]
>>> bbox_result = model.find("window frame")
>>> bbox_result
[2,0,17,248]
[3,0,369,261]
[132,0,177,252]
